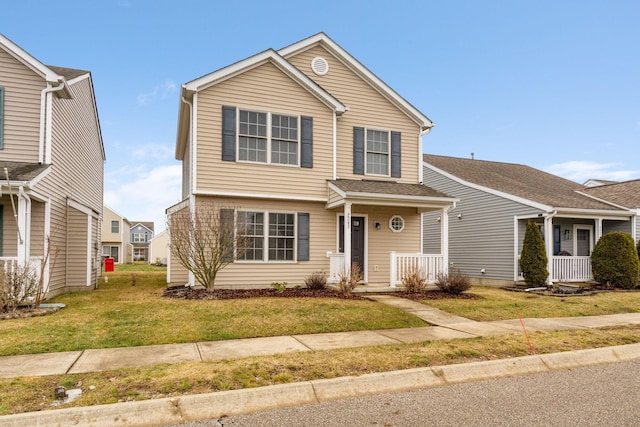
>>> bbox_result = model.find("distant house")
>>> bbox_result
[149,229,168,265]
[101,206,132,264]
[579,179,640,239]
[583,179,618,188]
[130,222,154,261]
[422,154,636,285]
[167,33,456,289]
[0,34,105,298]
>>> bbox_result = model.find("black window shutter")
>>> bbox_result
[297,213,310,261]
[391,131,401,178]
[353,127,365,175]
[221,106,236,161]
[220,208,235,262]
[300,116,313,168]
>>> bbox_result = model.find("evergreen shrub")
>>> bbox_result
[591,232,639,289]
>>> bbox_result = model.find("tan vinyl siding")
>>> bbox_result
[195,62,334,199]
[0,46,44,161]
[30,201,45,256]
[168,205,190,284]
[177,196,334,288]
[91,215,100,283]
[181,140,191,199]
[0,200,17,256]
[286,46,421,184]
[66,206,88,286]
[38,76,104,293]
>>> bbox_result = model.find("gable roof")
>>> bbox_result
[423,154,627,212]
[130,222,154,232]
[278,33,434,131]
[48,65,90,81]
[579,179,640,209]
[0,34,73,99]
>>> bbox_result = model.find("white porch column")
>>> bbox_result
[17,190,31,265]
[632,213,638,243]
[343,202,352,276]
[595,218,603,243]
[441,206,449,275]
[544,215,553,284]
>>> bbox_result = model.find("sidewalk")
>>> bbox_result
[2,295,639,379]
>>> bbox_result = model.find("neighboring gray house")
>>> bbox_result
[422,155,637,286]
[580,179,640,241]
[129,222,154,261]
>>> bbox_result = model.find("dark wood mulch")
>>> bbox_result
[1,305,62,320]
[163,286,479,301]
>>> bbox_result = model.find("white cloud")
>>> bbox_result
[105,164,182,232]
[130,143,174,161]
[545,160,640,183]
[137,80,177,106]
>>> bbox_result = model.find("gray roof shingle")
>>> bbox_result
[423,154,623,211]
[581,179,640,208]
[329,179,453,199]
[0,161,50,182]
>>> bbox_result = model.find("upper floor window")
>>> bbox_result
[366,129,389,175]
[238,110,299,166]
[223,106,313,168]
[133,232,146,243]
[353,127,401,178]
[111,220,119,234]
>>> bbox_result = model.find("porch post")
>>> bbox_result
[17,190,31,265]
[595,218,603,243]
[441,206,449,275]
[343,202,352,276]
[544,215,553,284]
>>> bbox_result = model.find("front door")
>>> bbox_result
[339,216,366,276]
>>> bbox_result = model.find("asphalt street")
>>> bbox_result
[166,360,640,427]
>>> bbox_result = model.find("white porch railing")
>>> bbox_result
[327,252,346,283]
[551,256,592,282]
[390,252,444,287]
[0,257,43,281]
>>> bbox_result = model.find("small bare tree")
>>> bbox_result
[169,204,249,291]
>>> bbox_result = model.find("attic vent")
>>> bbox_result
[311,56,329,76]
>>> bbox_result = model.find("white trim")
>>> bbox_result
[389,215,405,232]
[194,189,327,203]
[86,214,92,286]
[192,92,198,194]
[183,49,346,114]
[424,161,553,212]
[67,199,94,216]
[0,34,62,82]
[573,224,594,257]
[513,216,519,281]
[332,112,337,180]
[278,33,433,130]
[235,209,298,263]
[337,210,369,283]
[166,198,190,216]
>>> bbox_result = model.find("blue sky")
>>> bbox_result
[4,0,640,231]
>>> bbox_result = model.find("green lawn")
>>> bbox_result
[421,286,640,321]
[0,267,423,356]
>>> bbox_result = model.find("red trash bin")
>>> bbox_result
[104,257,114,272]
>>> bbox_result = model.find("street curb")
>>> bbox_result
[2,343,639,427]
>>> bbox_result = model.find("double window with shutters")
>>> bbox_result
[227,209,310,263]
[222,106,313,168]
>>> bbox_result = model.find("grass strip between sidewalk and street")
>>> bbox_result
[1,325,639,415]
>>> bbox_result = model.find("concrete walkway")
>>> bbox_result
[1,295,640,379]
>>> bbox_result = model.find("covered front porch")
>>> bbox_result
[325,179,456,287]
[516,209,637,283]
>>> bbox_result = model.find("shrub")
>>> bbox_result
[304,271,327,290]
[434,269,471,294]
[337,263,362,295]
[591,232,639,289]
[519,222,549,286]
[270,282,287,293]
[401,268,427,293]
[637,239,640,263]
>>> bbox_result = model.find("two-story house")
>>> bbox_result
[167,33,456,289]
[0,34,105,298]
[101,205,132,264]
[129,221,154,261]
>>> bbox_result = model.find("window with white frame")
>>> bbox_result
[238,110,298,165]
[237,211,295,261]
[366,129,389,175]
[111,220,119,234]
[389,215,404,232]
[102,245,119,262]
[133,232,146,243]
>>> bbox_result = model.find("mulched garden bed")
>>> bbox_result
[1,305,63,320]
[163,286,479,301]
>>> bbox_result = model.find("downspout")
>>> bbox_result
[39,81,66,164]
[419,125,434,185]
[18,186,31,265]
[332,111,337,180]
[180,95,195,288]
